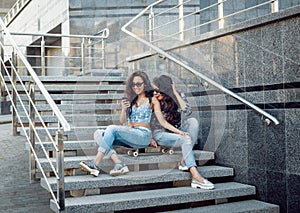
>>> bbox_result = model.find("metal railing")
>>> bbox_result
[0,19,101,210]
[122,0,279,125]
[3,0,32,26]
[147,0,279,43]
[6,28,109,76]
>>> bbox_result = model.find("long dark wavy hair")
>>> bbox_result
[124,71,153,115]
[153,75,181,127]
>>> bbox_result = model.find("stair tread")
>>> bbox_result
[161,199,279,213]
[50,182,256,212]
[41,165,233,191]
[39,150,215,170]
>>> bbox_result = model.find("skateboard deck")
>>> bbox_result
[114,145,174,157]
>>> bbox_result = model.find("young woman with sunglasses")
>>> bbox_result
[80,71,184,177]
[151,75,215,190]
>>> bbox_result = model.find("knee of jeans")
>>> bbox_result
[188,117,199,127]
[106,125,118,135]
[94,129,104,141]
[183,135,192,145]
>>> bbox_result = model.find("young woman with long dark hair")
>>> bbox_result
[151,75,215,190]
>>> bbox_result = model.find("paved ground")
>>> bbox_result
[0,116,52,213]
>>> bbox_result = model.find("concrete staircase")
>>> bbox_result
[9,70,279,212]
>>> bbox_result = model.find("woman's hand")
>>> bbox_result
[121,99,130,111]
[150,139,158,148]
[177,130,189,136]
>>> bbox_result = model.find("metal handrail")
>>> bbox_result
[0,17,68,210]
[121,0,279,125]
[0,19,71,131]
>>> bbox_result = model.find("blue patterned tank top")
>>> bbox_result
[129,102,152,123]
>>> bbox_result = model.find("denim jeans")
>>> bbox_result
[153,117,199,169]
[95,125,151,157]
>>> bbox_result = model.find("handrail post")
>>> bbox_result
[218,0,224,29]
[178,0,184,41]
[0,35,5,102]
[101,38,106,69]
[81,38,85,75]
[11,50,19,136]
[148,7,154,43]
[271,0,279,13]
[29,82,37,183]
[56,129,65,211]
[41,36,46,76]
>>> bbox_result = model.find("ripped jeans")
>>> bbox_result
[153,117,199,169]
[94,125,151,158]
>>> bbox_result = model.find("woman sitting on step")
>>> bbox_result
[80,71,185,177]
[151,75,215,190]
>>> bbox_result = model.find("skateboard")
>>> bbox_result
[114,146,174,157]
[114,146,140,157]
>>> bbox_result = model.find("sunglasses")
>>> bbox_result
[131,82,144,88]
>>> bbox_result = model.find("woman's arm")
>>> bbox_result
[119,99,130,124]
[152,96,187,135]
[172,83,192,116]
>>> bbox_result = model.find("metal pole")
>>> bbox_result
[56,129,65,211]
[29,83,36,183]
[41,36,46,76]
[218,0,224,29]
[81,38,85,75]
[271,0,279,13]
[148,7,154,43]
[178,0,184,41]
[11,50,19,136]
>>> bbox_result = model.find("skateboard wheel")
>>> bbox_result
[127,150,132,155]
[169,149,174,155]
[161,148,166,154]
[133,151,139,157]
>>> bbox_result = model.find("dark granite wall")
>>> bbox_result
[133,5,300,213]
[188,14,300,213]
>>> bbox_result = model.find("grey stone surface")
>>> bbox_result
[161,199,279,213]
[41,165,233,191]
[39,150,215,170]
[50,182,256,213]
[0,123,52,213]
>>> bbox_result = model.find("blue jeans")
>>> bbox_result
[153,117,199,169]
[95,125,151,157]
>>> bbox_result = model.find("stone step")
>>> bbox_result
[38,150,215,170]
[161,199,279,213]
[50,182,256,213]
[41,166,233,192]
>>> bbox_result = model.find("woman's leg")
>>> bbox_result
[153,130,197,168]
[180,117,199,145]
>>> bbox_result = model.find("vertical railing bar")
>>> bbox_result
[178,0,184,41]
[11,50,19,136]
[81,38,85,75]
[56,129,65,211]
[271,0,279,13]
[148,7,154,43]
[29,82,36,183]
[218,0,224,29]
[41,36,46,76]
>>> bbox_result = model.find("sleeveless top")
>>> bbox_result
[129,102,152,123]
